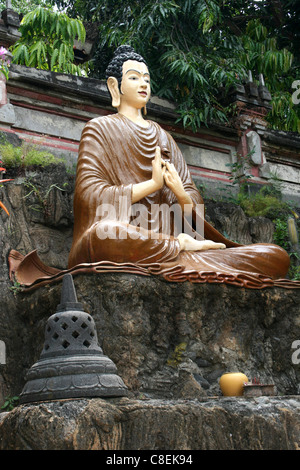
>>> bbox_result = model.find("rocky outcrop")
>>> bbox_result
[3,271,300,401]
[0,164,75,403]
[0,396,299,450]
[0,165,299,450]
[0,163,74,271]
[0,166,300,403]
[205,200,275,245]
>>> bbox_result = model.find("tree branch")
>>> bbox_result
[266,0,285,26]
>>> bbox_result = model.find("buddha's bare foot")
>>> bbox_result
[177,233,226,252]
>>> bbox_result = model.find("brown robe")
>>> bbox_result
[66,113,293,289]
[9,113,300,290]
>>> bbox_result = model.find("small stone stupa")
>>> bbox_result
[20,274,128,404]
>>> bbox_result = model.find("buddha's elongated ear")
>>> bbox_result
[107,77,120,108]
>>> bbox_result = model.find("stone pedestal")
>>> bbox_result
[9,272,300,401]
[0,396,299,450]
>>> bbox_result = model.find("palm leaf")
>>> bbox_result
[50,48,59,70]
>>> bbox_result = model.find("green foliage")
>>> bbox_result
[0,0,52,15]
[89,0,250,129]
[0,140,64,215]
[288,260,300,281]
[50,0,300,133]
[0,396,19,411]
[273,218,290,252]
[23,178,68,216]
[226,151,254,190]
[226,154,292,219]
[239,17,299,132]
[273,218,300,281]
[238,189,300,281]
[240,194,282,218]
[167,342,187,368]
[11,5,87,75]
[0,142,63,168]
[225,153,300,279]
[238,189,291,220]
[9,280,22,295]
[270,90,300,133]
[234,183,300,280]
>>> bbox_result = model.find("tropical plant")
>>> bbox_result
[240,18,299,132]
[50,0,300,133]
[0,0,53,15]
[11,5,87,75]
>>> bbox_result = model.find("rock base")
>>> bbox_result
[0,396,299,450]
[1,165,299,403]
[1,273,300,403]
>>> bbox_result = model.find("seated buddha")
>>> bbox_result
[67,45,292,289]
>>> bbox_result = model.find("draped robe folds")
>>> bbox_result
[67,113,293,289]
[8,113,300,290]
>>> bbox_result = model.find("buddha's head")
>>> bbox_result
[106,45,150,111]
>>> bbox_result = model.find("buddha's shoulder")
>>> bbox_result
[148,120,176,143]
[85,114,122,129]
[84,115,173,142]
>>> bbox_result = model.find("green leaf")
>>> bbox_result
[50,48,59,70]
[10,5,87,76]
[58,43,66,70]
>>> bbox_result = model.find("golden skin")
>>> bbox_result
[107,60,225,253]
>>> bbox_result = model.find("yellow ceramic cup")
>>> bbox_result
[219,372,249,396]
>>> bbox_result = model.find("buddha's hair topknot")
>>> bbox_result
[105,45,147,88]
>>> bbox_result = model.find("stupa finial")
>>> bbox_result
[56,273,83,312]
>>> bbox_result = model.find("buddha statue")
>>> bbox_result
[9,45,299,290]
[66,45,292,288]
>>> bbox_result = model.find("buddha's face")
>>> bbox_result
[119,60,151,109]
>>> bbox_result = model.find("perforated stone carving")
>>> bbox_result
[19,274,128,403]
